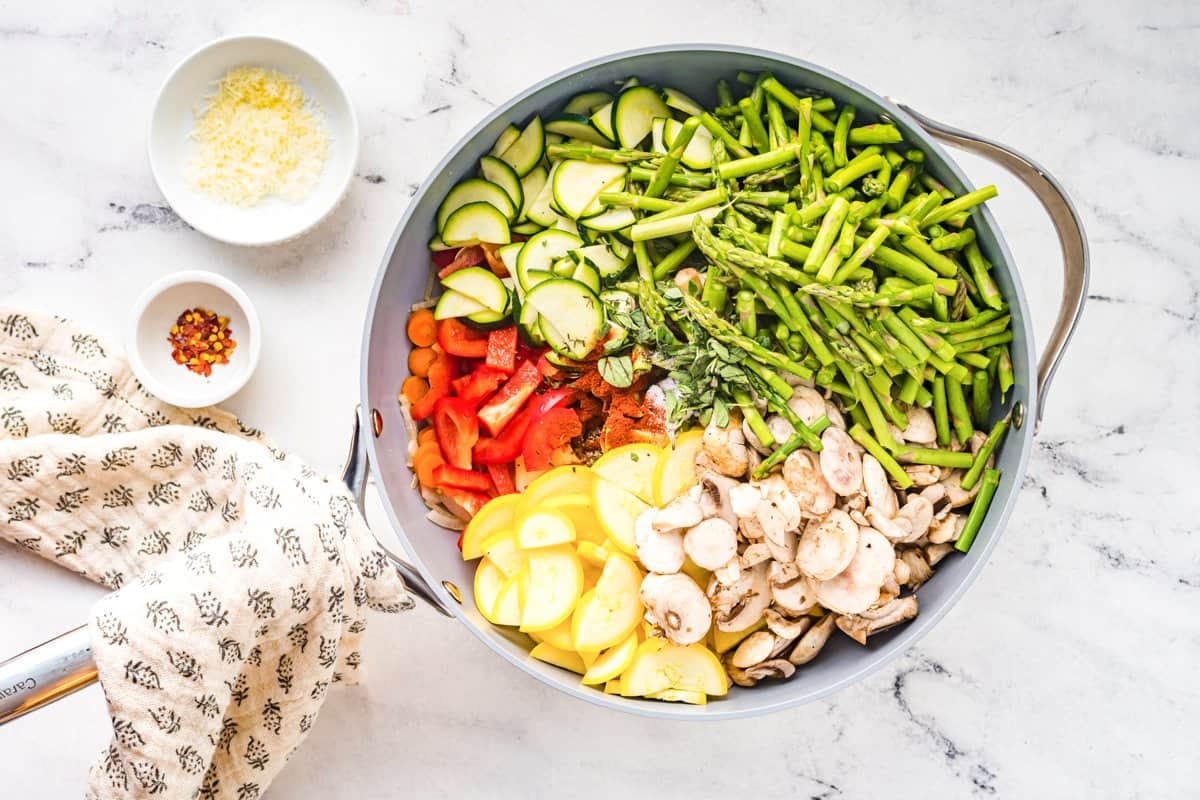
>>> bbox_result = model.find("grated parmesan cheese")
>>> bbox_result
[186,66,329,207]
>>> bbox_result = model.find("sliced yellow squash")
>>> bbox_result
[518,465,595,518]
[530,642,586,675]
[473,558,507,622]
[542,493,607,544]
[491,568,527,626]
[712,617,768,654]
[621,638,728,697]
[592,477,650,554]
[576,540,612,569]
[571,552,644,652]
[537,615,575,651]
[646,689,707,704]
[581,631,639,685]
[481,530,526,577]
[517,509,576,549]
[592,444,664,504]
[653,429,704,505]
[462,493,521,560]
[604,678,623,695]
[520,545,583,632]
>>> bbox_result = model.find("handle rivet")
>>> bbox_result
[1011,402,1025,430]
[441,581,463,605]
[371,408,383,437]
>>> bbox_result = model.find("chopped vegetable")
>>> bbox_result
[406,308,437,347]
[477,360,541,436]
[522,407,582,471]
[433,396,479,470]
[437,318,490,359]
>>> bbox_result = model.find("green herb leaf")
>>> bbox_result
[597,355,634,388]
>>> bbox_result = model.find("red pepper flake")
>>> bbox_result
[167,307,237,377]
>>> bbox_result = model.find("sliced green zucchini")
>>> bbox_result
[572,243,631,279]
[612,86,670,148]
[466,306,511,329]
[664,119,714,169]
[570,259,601,293]
[517,165,547,221]
[497,242,524,278]
[552,215,579,234]
[511,220,542,235]
[428,234,454,251]
[563,90,612,116]
[579,207,636,233]
[437,179,516,230]
[434,289,490,320]
[512,295,546,346]
[441,266,509,313]
[619,76,641,90]
[490,124,520,156]
[525,278,605,360]
[608,237,631,260]
[499,116,544,177]
[545,133,565,146]
[524,164,560,227]
[662,87,705,117]
[524,268,556,288]
[542,350,584,370]
[441,202,511,246]
[551,257,577,278]
[546,114,612,146]
[551,161,628,220]
[479,156,524,211]
[651,117,668,154]
[590,102,615,141]
[515,229,583,290]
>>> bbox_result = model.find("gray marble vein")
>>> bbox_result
[1,0,1198,797]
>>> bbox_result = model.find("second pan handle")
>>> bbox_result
[893,102,1090,432]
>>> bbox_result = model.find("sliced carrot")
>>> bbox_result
[407,309,437,347]
[413,441,444,487]
[418,426,438,445]
[407,347,438,378]
[401,375,429,403]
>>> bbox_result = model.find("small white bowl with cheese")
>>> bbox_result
[148,34,358,246]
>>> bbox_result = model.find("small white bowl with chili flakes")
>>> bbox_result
[128,270,261,408]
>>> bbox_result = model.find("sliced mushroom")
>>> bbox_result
[728,483,762,519]
[743,659,796,681]
[925,542,956,566]
[726,663,758,687]
[713,561,771,632]
[941,470,982,508]
[813,527,895,614]
[795,509,859,580]
[788,613,837,665]
[759,475,803,531]
[764,525,798,564]
[697,470,740,528]
[742,417,772,456]
[639,573,712,645]
[862,454,899,517]
[864,506,913,543]
[898,548,933,588]
[901,406,937,444]
[835,596,919,645]
[739,542,772,568]
[928,513,965,544]
[713,557,741,585]
[819,426,863,496]
[893,556,911,586]
[769,563,818,615]
[848,508,870,527]
[765,608,813,640]
[731,630,777,668]
[787,385,826,425]
[782,449,836,516]
[683,517,738,570]
[635,509,685,574]
[702,416,750,477]
[653,493,704,531]
[752,498,788,546]
[823,401,846,430]
[904,464,942,486]
[896,496,934,541]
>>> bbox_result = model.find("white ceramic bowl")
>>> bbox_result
[128,271,261,408]
[148,34,358,246]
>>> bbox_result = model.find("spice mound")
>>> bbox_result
[186,66,329,207]
[168,308,237,377]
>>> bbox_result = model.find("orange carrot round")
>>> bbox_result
[413,441,444,487]
[418,426,438,445]
[407,346,438,378]
[407,308,437,347]
[401,375,429,403]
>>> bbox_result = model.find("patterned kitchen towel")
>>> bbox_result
[0,309,412,799]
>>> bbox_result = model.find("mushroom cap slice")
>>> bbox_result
[653,493,704,531]
[743,659,795,681]
[835,595,919,644]
[862,454,899,518]
[813,527,895,614]
[902,406,937,444]
[639,573,712,645]
[765,608,813,640]
[787,385,826,425]
[788,612,838,665]
[782,449,836,517]
[635,508,685,574]
[714,561,771,632]
[864,507,913,543]
[904,464,942,486]
[941,470,982,508]
[728,483,762,519]
[730,630,777,668]
[896,496,934,542]
[795,509,859,581]
[702,417,750,478]
[739,542,772,568]
[697,469,741,528]
[928,513,965,545]
[769,561,818,615]
[683,517,738,571]
[819,426,863,496]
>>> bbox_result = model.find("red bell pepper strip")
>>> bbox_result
[472,388,573,464]
[437,318,490,359]
[486,463,516,495]
[432,463,492,492]
[535,352,561,379]
[477,360,541,436]
[431,248,460,269]
[437,245,486,279]
[433,396,478,469]
[440,487,491,518]
[410,353,460,421]
[486,326,518,374]
[522,407,583,471]
[451,365,508,406]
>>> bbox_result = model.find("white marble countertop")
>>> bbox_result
[2,0,1197,796]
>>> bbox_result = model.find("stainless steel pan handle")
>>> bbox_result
[893,102,1090,432]
[0,410,449,726]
